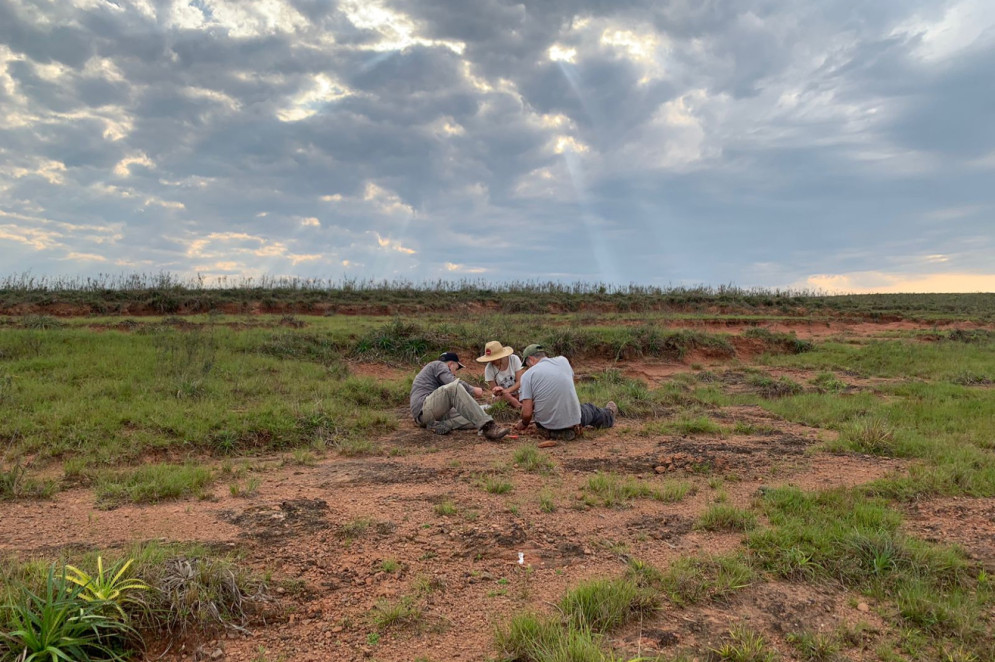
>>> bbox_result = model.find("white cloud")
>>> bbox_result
[340,0,465,53]
[897,0,995,61]
[277,75,353,122]
[0,225,61,251]
[444,262,487,274]
[364,182,416,218]
[114,154,155,178]
[374,232,416,255]
[64,252,107,262]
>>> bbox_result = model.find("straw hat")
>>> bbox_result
[476,340,514,363]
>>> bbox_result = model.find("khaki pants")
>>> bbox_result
[417,380,491,432]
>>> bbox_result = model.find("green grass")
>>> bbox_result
[645,415,724,436]
[559,578,657,631]
[0,325,407,469]
[743,486,992,655]
[538,489,557,513]
[712,625,778,662]
[513,444,555,473]
[434,499,458,516]
[768,337,995,380]
[583,472,693,508]
[786,630,840,661]
[370,595,422,631]
[0,461,56,501]
[746,373,804,397]
[1,541,265,645]
[629,555,755,607]
[743,328,813,354]
[95,463,214,506]
[695,505,758,532]
[481,476,514,495]
[495,576,658,662]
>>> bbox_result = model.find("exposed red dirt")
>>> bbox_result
[0,412,912,661]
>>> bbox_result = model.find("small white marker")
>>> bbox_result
[518,552,525,565]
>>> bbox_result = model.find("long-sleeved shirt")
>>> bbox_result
[409,360,475,420]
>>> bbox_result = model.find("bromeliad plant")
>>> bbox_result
[1,565,135,662]
[64,557,150,619]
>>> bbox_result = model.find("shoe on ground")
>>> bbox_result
[481,420,510,441]
[606,401,619,417]
[427,421,452,435]
[549,428,576,441]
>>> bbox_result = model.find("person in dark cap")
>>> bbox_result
[514,344,617,441]
[410,351,510,440]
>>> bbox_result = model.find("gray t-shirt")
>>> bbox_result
[518,356,581,429]
[409,360,474,419]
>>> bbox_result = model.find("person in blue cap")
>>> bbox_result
[409,351,510,440]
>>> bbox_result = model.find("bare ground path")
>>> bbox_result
[1,418,920,661]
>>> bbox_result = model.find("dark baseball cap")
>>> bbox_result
[439,352,465,369]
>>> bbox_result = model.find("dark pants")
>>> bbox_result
[580,403,615,428]
[537,403,615,441]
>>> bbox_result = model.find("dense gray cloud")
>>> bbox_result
[1,0,993,292]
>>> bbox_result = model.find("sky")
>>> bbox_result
[1,0,993,293]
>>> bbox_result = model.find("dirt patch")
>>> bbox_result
[348,362,410,380]
[316,460,457,487]
[221,498,332,541]
[903,497,995,566]
[626,513,694,542]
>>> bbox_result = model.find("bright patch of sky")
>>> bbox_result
[0,0,993,292]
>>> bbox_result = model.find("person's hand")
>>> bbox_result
[492,386,504,396]
[514,420,527,431]
[473,386,484,398]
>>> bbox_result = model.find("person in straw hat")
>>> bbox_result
[476,340,525,410]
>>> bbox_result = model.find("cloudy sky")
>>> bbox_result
[1,0,993,292]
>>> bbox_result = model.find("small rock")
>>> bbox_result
[654,466,666,474]
[210,649,224,660]
[857,602,870,612]
[276,587,286,594]
[537,441,558,449]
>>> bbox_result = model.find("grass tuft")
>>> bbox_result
[695,504,758,532]
[513,444,555,474]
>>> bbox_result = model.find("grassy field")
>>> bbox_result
[1,291,994,661]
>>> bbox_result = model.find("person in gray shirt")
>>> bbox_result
[512,344,617,441]
[410,352,510,440]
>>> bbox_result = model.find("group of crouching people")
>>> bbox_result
[409,340,617,442]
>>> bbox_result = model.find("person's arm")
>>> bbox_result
[507,368,525,396]
[435,362,481,396]
[516,399,533,430]
[515,371,533,429]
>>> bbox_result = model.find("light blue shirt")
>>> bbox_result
[519,356,581,429]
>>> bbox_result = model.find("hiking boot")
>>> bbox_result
[481,420,510,441]
[549,428,576,441]
[606,401,619,417]
[427,421,453,435]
